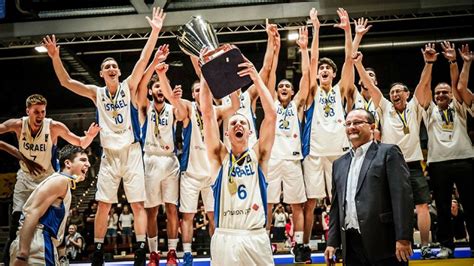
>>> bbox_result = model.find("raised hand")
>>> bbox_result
[352,51,363,64]
[85,122,101,138]
[238,58,259,81]
[334,8,350,31]
[458,44,473,62]
[440,41,456,62]
[309,8,320,31]
[296,26,308,50]
[272,26,281,52]
[146,6,166,32]
[42,34,60,58]
[172,85,183,99]
[153,44,170,63]
[422,43,439,63]
[354,17,372,36]
[154,62,169,74]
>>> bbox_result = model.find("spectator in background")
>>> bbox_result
[106,206,119,254]
[273,204,288,242]
[322,204,330,241]
[285,213,294,248]
[84,200,98,252]
[451,200,468,242]
[194,205,210,247]
[66,224,84,261]
[68,207,85,234]
[119,204,134,253]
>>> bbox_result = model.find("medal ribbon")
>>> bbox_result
[439,108,453,125]
[228,149,250,185]
[195,104,205,141]
[396,109,409,131]
[106,84,122,117]
[153,103,166,137]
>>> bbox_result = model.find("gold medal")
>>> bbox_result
[442,123,453,131]
[228,180,237,195]
[154,124,160,138]
[112,110,118,118]
[403,126,410,134]
[324,104,331,114]
[282,120,289,128]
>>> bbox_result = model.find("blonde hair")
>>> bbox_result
[26,94,47,108]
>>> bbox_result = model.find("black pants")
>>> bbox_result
[345,229,408,266]
[429,158,473,250]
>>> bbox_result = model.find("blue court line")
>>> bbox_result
[71,247,472,265]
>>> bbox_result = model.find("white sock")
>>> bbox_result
[304,243,311,248]
[94,238,104,243]
[148,236,158,252]
[168,239,178,251]
[266,229,270,236]
[294,231,304,244]
[136,234,146,243]
[183,243,192,253]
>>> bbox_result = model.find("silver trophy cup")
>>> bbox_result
[177,16,252,99]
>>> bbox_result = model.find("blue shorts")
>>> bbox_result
[121,227,133,236]
[106,228,117,237]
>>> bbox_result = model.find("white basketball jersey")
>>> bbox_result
[353,90,379,125]
[180,102,210,177]
[143,102,175,156]
[20,172,72,246]
[18,117,55,176]
[96,80,139,150]
[303,84,349,157]
[213,149,267,230]
[222,91,258,148]
[271,100,302,160]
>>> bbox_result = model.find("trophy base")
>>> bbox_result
[201,47,252,99]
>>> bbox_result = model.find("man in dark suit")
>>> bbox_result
[324,108,414,266]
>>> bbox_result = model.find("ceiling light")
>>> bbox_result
[34,46,47,53]
[287,32,299,41]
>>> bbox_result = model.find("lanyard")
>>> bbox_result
[60,172,78,190]
[106,84,122,117]
[439,108,453,125]
[396,109,409,129]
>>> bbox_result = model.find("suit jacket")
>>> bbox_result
[327,142,413,263]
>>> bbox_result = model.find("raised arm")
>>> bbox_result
[238,59,276,164]
[201,75,226,168]
[14,177,69,264]
[308,8,320,105]
[266,24,281,100]
[294,26,311,112]
[440,41,462,102]
[52,121,100,149]
[43,35,98,102]
[353,52,383,107]
[352,17,372,54]
[346,17,372,103]
[0,141,45,175]
[334,8,355,99]
[136,45,170,120]
[457,44,473,106]
[415,43,438,108]
[154,63,189,121]
[127,7,166,93]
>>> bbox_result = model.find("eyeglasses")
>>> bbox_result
[344,120,369,127]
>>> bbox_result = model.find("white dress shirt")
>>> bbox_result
[345,141,373,231]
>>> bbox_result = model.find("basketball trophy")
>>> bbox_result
[177,16,252,99]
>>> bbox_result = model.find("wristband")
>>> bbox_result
[16,256,27,261]
[449,60,456,65]
[425,61,435,64]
